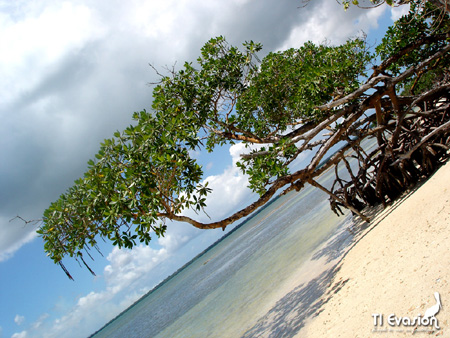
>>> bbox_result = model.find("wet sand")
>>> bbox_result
[298,160,450,337]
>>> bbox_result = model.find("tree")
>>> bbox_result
[329,0,449,14]
[38,2,450,279]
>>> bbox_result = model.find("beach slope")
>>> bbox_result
[300,160,450,337]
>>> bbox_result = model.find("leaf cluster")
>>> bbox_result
[38,4,449,276]
[238,39,371,130]
[39,110,211,265]
[39,36,373,267]
[375,1,450,94]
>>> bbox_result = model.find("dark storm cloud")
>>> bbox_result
[0,34,157,259]
[0,1,400,336]
[0,0,387,261]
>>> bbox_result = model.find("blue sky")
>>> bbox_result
[0,1,408,337]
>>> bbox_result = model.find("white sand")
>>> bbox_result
[299,160,450,337]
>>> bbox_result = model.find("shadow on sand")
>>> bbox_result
[241,195,414,338]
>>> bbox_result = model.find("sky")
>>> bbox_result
[0,1,409,337]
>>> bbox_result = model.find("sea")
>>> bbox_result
[90,164,369,338]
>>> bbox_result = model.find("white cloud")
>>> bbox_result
[390,3,410,21]
[0,2,106,106]
[104,241,171,292]
[279,3,387,50]
[14,315,25,326]
[201,143,259,220]
[0,0,391,263]
[17,232,192,338]
[10,143,253,337]
[41,291,122,338]
[11,331,27,338]
[0,217,37,262]
[30,314,49,331]
[1,0,398,336]
[177,142,262,226]
[9,141,296,338]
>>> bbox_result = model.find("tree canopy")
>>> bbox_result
[38,2,450,279]
[333,0,449,13]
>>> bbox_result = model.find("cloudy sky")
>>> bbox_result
[0,0,408,337]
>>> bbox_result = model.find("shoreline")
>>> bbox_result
[298,160,450,337]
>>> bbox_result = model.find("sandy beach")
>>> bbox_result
[298,160,450,337]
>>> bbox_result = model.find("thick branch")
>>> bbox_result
[308,107,367,171]
[307,179,370,222]
[390,44,450,85]
[316,75,391,111]
[240,108,348,159]
[394,119,450,163]
[208,127,265,143]
[372,34,449,77]
[318,42,450,113]
[165,170,306,230]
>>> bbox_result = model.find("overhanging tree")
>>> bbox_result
[38,2,450,278]
[326,0,450,13]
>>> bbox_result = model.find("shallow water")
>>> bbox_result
[92,168,361,338]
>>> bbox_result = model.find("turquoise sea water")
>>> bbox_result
[91,167,363,338]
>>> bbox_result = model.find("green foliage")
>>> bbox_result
[236,140,297,195]
[39,3,449,274]
[151,36,372,197]
[375,1,450,94]
[39,110,210,263]
[151,36,264,152]
[341,0,386,10]
[235,39,372,194]
[39,35,373,267]
[238,39,371,132]
[39,35,373,266]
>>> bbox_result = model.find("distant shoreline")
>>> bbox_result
[89,176,292,337]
